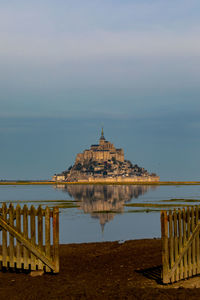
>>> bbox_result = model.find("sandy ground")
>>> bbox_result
[1,239,200,299]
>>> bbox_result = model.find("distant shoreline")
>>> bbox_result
[1,181,200,185]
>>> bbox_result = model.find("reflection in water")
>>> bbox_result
[55,185,157,231]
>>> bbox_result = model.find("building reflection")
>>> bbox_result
[55,184,156,231]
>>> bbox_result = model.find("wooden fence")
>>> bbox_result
[161,206,200,284]
[0,203,59,273]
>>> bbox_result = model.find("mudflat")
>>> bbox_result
[0,239,200,299]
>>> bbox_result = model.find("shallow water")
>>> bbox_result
[0,184,200,243]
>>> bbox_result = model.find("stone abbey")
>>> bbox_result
[52,129,159,182]
[75,128,124,164]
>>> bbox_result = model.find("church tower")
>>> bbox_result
[99,127,105,145]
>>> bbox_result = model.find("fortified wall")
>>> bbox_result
[78,175,160,183]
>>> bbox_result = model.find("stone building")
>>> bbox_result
[52,129,159,182]
[75,128,124,163]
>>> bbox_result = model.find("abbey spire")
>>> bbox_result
[100,127,105,140]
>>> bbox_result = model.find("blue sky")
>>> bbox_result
[1,0,200,180]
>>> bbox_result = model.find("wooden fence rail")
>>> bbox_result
[161,206,200,283]
[0,203,59,273]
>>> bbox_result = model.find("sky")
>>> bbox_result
[1,0,200,180]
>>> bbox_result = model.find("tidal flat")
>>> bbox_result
[0,184,200,243]
[0,239,199,300]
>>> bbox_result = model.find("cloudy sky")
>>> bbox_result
[1,0,200,180]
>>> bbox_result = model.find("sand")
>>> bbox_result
[1,239,200,299]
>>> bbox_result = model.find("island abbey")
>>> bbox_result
[52,129,159,182]
[76,129,124,163]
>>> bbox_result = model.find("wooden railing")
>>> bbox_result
[0,203,59,273]
[161,206,200,283]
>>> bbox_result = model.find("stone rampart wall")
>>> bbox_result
[77,176,160,183]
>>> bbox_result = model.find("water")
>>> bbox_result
[0,184,200,244]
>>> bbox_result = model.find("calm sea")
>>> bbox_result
[0,184,200,244]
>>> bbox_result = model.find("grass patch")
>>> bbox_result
[0,200,80,209]
[54,203,80,209]
[124,203,194,208]
[158,199,200,203]
[126,209,160,213]
[0,199,79,204]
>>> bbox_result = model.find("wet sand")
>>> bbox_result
[1,239,200,299]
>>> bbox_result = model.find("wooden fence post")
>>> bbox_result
[196,206,200,273]
[178,208,183,279]
[38,205,44,270]
[161,210,169,283]
[9,204,14,268]
[182,208,187,278]
[30,205,36,270]
[53,207,59,273]
[45,206,51,272]
[187,207,192,277]
[16,204,21,269]
[191,207,196,276]
[23,205,29,269]
[173,209,178,281]
[2,203,7,268]
[169,210,174,282]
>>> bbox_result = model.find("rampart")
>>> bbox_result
[77,176,160,183]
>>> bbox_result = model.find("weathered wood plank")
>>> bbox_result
[38,205,44,270]
[53,207,59,273]
[2,203,7,267]
[23,205,29,269]
[0,230,2,270]
[173,209,178,282]
[30,205,36,270]
[196,206,200,273]
[9,204,14,268]
[169,210,174,282]
[16,204,21,269]
[191,207,196,275]
[182,208,187,279]
[187,207,192,277]
[45,206,51,272]
[161,211,169,284]
[178,208,183,280]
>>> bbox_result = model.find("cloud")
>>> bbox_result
[1,30,200,69]
[1,0,200,63]
[1,0,200,120]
